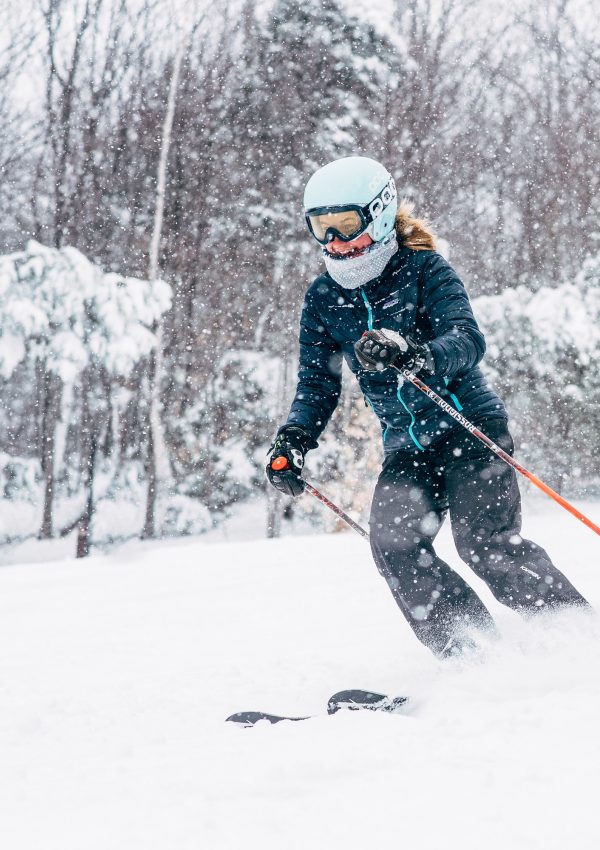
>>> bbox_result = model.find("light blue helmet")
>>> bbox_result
[303,156,398,243]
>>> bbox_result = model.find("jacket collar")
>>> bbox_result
[356,245,408,299]
[320,245,412,302]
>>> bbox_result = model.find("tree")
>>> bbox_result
[474,253,600,489]
[0,241,171,546]
[0,1,38,251]
[142,39,185,539]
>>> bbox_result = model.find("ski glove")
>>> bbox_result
[354,329,435,375]
[266,425,317,498]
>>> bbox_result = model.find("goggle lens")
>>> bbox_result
[307,209,364,243]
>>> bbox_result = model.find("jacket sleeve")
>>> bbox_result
[284,288,343,444]
[422,252,486,379]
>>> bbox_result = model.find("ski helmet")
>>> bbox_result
[304,156,398,244]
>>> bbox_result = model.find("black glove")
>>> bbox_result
[266,425,317,497]
[354,329,434,375]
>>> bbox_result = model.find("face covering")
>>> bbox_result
[323,233,398,290]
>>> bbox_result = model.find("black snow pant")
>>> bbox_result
[369,419,587,656]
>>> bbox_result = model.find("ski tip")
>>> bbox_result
[226,711,309,727]
[327,689,409,715]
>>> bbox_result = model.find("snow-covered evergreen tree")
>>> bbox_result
[0,241,171,547]
[475,254,600,490]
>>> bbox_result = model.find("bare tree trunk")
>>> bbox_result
[38,363,61,539]
[76,434,97,559]
[142,41,184,539]
[266,354,291,538]
[75,363,98,558]
[266,487,283,539]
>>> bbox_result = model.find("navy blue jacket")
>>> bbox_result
[285,245,507,454]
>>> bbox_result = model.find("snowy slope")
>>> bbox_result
[1,500,599,850]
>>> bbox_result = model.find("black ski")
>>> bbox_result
[226,689,409,727]
[327,689,409,714]
[225,711,311,727]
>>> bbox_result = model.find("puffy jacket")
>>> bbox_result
[284,245,507,454]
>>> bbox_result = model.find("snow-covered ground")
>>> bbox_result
[1,498,600,849]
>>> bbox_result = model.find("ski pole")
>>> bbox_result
[394,366,600,537]
[270,457,370,540]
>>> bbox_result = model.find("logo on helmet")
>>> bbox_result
[368,178,397,221]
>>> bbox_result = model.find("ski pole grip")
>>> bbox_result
[271,456,289,471]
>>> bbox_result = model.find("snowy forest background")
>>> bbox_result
[0,0,599,556]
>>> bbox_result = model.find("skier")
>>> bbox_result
[266,155,587,657]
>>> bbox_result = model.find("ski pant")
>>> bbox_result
[369,419,587,656]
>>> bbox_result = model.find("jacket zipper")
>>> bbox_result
[359,288,425,451]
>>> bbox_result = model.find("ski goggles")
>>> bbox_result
[305,177,396,245]
[306,206,370,244]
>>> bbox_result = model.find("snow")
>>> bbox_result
[475,276,600,371]
[1,497,599,849]
[0,241,171,381]
[0,471,212,551]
